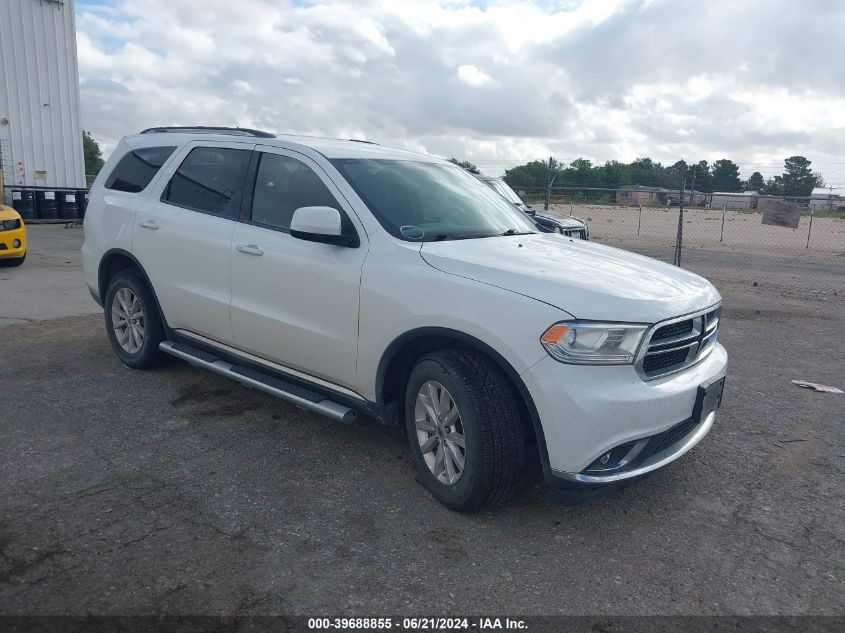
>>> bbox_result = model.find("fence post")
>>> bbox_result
[720,204,726,243]
[806,206,814,249]
[674,172,690,267]
[637,204,642,236]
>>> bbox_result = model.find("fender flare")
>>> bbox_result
[375,326,552,475]
[98,248,170,331]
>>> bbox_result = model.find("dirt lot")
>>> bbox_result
[548,204,845,254]
[0,227,843,616]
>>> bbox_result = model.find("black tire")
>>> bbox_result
[404,349,524,511]
[104,269,166,369]
[0,251,25,267]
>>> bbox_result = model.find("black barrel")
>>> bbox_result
[75,190,89,219]
[35,190,59,219]
[11,189,37,219]
[58,190,79,219]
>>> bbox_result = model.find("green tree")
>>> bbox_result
[745,171,765,191]
[559,157,601,188]
[763,176,783,195]
[447,157,480,174]
[667,159,711,191]
[504,157,564,189]
[781,156,823,197]
[710,159,742,192]
[692,160,712,192]
[600,160,630,188]
[628,157,663,187]
[83,130,104,176]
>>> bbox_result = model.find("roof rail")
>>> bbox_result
[139,126,276,138]
[347,138,379,145]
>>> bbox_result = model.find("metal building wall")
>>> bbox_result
[0,0,85,200]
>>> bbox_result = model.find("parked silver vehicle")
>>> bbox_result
[475,175,589,240]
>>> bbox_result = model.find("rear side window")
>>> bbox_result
[104,146,176,193]
[163,147,250,217]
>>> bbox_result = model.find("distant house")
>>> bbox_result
[616,185,670,205]
[808,187,845,213]
[710,191,759,209]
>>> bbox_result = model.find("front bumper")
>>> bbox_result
[0,226,26,259]
[523,342,727,484]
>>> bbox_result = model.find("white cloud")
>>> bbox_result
[456,64,495,87]
[75,0,845,182]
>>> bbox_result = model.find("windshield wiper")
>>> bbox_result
[433,233,455,241]
[501,229,535,236]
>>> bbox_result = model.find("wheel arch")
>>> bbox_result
[375,327,552,474]
[98,248,169,330]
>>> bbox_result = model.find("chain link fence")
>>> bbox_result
[514,186,845,301]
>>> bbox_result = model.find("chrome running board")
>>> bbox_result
[159,341,358,423]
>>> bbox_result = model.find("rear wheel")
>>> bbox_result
[104,269,166,368]
[404,349,524,511]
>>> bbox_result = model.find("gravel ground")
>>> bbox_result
[0,229,843,616]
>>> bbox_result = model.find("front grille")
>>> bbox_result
[643,347,689,372]
[652,320,693,341]
[563,228,587,240]
[637,305,721,380]
[650,417,699,454]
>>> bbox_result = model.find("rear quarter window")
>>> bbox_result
[162,147,250,217]
[104,146,177,193]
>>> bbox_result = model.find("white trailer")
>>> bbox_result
[0,0,84,203]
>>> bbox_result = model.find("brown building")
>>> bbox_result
[616,185,670,205]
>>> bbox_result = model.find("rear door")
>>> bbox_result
[132,141,254,344]
[229,146,368,389]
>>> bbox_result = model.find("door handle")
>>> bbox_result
[139,219,159,230]
[236,243,264,256]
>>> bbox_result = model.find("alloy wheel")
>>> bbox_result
[111,287,145,354]
[414,380,466,485]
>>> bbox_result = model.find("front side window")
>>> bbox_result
[250,153,344,231]
[104,146,176,193]
[331,159,536,241]
[163,147,250,217]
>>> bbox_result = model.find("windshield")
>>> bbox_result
[489,179,524,206]
[331,159,537,241]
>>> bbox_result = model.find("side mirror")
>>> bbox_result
[290,206,356,247]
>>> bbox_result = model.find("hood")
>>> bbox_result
[0,204,22,221]
[523,206,584,229]
[535,212,584,229]
[420,233,720,323]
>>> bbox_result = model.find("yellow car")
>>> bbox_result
[0,204,27,267]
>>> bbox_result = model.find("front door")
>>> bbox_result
[229,147,367,390]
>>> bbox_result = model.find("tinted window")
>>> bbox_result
[104,146,176,193]
[163,147,250,217]
[251,153,342,230]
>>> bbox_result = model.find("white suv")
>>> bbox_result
[82,126,727,511]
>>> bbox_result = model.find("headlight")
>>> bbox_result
[0,219,21,231]
[541,321,648,365]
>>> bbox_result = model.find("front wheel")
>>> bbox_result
[104,269,166,369]
[404,350,524,511]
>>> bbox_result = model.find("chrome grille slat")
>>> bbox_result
[636,305,721,380]
[643,340,699,356]
[647,332,701,351]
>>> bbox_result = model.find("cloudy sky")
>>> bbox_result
[75,0,845,183]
